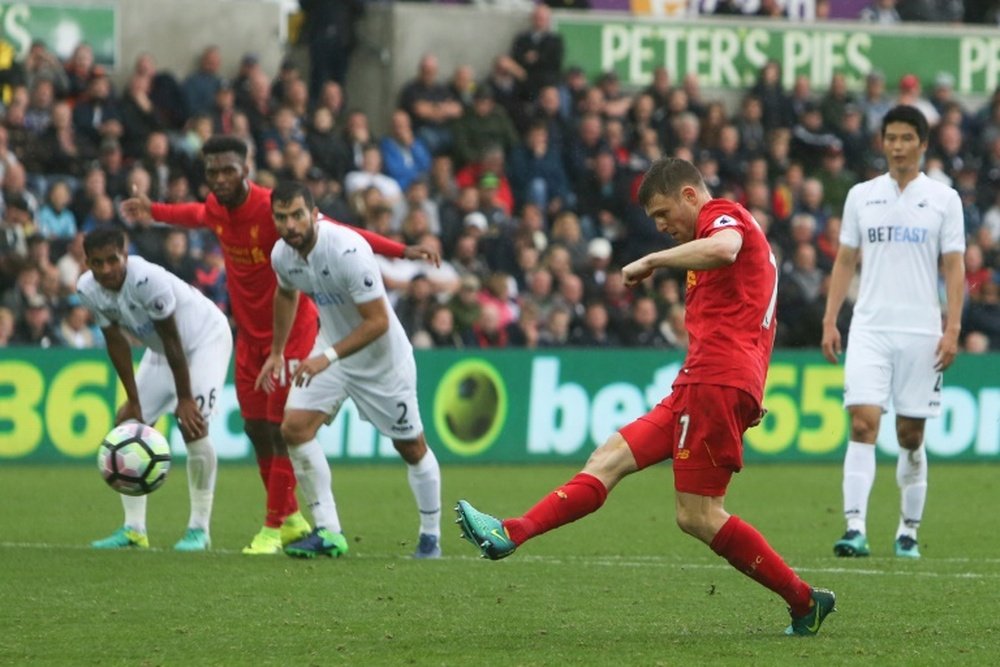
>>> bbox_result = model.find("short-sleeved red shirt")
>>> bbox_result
[671,199,777,406]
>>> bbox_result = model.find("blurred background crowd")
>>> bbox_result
[2,0,1000,354]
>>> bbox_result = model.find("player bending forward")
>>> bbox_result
[256,181,442,559]
[456,158,836,636]
[80,227,232,551]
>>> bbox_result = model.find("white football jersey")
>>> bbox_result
[77,255,229,355]
[840,172,965,334]
[271,219,413,380]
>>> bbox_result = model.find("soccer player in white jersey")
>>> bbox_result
[255,181,442,559]
[822,105,965,559]
[78,227,233,551]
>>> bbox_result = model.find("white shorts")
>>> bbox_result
[843,328,942,418]
[285,353,423,440]
[136,332,233,424]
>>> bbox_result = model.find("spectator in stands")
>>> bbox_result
[63,43,97,102]
[24,78,55,136]
[896,74,940,126]
[509,121,571,216]
[134,52,186,130]
[449,273,482,334]
[791,102,841,175]
[452,86,520,169]
[306,106,350,182]
[381,109,432,192]
[58,294,99,349]
[860,0,902,22]
[12,294,59,347]
[36,101,91,177]
[72,72,123,152]
[569,300,620,347]
[3,165,39,217]
[622,295,670,348]
[503,3,564,105]
[23,40,68,96]
[398,53,464,155]
[120,71,162,160]
[36,181,76,240]
[538,304,572,347]
[963,279,1000,349]
[345,143,403,205]
[425,302,463,348]
[182,46,223,118]
[300,0,364,95]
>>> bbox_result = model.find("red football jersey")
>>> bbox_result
[151,182,405,344]
[672,199,777,405]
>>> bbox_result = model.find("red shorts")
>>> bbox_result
[619,384,762,496]
[235,329,316,423]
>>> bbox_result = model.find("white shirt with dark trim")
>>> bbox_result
[840,172,965,334]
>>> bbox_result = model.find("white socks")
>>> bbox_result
[288,439,342,533]
[122,494,147,534]
[843,441,876,534]
[896,444,927,540]
[407,447,441,537]
[185,437,217,532]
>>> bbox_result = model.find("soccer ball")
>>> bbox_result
[97,422,172,496]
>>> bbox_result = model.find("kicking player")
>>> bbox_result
[822,105,965,558]
[455,158,836,635]
[256,181,442,559]
[79,226,232,551]
[121,136,439,555]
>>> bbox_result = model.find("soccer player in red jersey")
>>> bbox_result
[121,136,439,555]
[456,158,836,636]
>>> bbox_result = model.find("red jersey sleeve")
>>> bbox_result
[150,202,208,229]
[696,200,750,240]
[331,221,405,259]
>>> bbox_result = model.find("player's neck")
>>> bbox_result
[296,228,319,259]
[224,180,251,209]
[888,167,920,191]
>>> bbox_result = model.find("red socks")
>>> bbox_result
[503,473,608,545]
[257,455,299,528]
[710,515,813,617]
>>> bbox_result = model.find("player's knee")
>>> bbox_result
[674,507,707,540]
[849,413,879,442]
[280,419,313,447]
[896,426,924,450]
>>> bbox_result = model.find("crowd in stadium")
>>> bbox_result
[1,3,999,353]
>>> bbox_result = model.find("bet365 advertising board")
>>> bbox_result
[2,348,998,463]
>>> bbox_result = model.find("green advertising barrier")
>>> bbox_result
[1,348,998,463]
[555,15,1000,96]
[0,2,116,65]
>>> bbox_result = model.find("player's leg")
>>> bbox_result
[893,416,927,558]
[392,433,442,558]
[455,395,676,561]
[281,408,349,558]
[92,351,169,549]
[890,333,939,559]
[173,332,231,552]
[837,329,892,557]
[236,338,304,553]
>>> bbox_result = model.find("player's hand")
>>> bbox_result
[120,184,153,223]
[404,244,441,268]
[292,353,331,387]
[621,258,652,288]
[935,329,960,371]
[821,322,842,363]
[115,400,144,425]
[255,353,285,393]
[175,397,207,441]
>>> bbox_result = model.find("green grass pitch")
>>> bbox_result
[1,462,998,666]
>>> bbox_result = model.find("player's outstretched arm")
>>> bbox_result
[121,185,208,229]
[622,229,743,287]
[821,245,860,364]
[103,325,143,424]
[152,315,206,441]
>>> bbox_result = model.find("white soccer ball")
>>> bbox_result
[96,422,172,496]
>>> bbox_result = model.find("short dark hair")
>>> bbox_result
[637,158,707,208]
[83,226,126,255]
[881,105,929,143]
[202,135,249,160]
[271,180,315,210]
